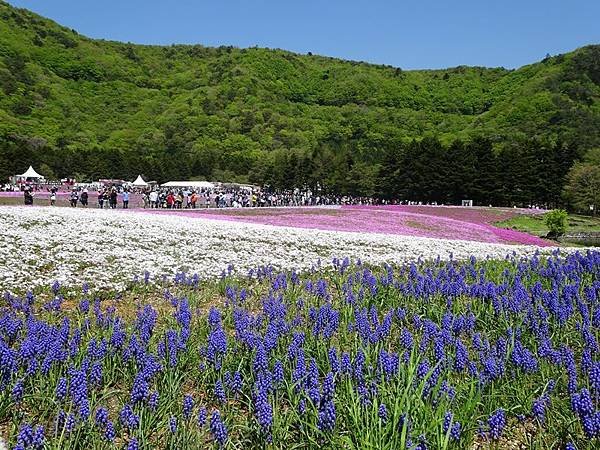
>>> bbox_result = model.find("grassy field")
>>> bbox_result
[497,213,600,237]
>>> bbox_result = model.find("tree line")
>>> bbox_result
[1,132,590,210]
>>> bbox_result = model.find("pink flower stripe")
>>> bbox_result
[144,205,553,247]
[343,204,546,223]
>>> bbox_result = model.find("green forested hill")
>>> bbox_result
[0,1,599,203]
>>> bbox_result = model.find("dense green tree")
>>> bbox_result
[565,149,600,215]
[469,138,499,206]
[443,140,476,204]
[376,146,403,200]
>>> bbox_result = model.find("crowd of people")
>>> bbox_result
[62,187,131,209]
[96,188,128,209]
[15,183,379,209]
[142,188,374,209]
[6,180,549,211]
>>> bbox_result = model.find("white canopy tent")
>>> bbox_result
[161,181,215,189]
[132,175,148,187]
[18,166,44,179]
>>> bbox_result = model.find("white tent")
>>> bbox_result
[161,181,215,189]
[18,166,44,179]
[132,175,148,187]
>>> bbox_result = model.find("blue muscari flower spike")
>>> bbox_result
[317,399,336,432]
[215,379,226,403]
[400,328,414,350]
[378,403,388,422]
[130,372,149,405]
[273,361,284,385]
[210,410,228,447]
[79,298,90,314]
[54,410,66,435]
[443,411,452,432]
[450,422,461,441]
[443,411,462,440]
[208,307,222,328]
[254,377,273,440]
[340,352,351,375]
[16,423,34,448]
[532,388,551,423]
[95,407,109,429]
[328,348,339,373]
[308,385,321,405]
[298,398,306,415]
[148,390,159,410]
[487,409,506,440]
[127,437,139,450]
[65,413,76,433]
[11,379,24,403]
[589,362,600,393]
[51,280,61,294]
[253,342,268,374]
[198,406,207,428]
[90,362,103,387]
[169,416,177,434]
[119,404,140,430]
[31,425,44,449]
[183,394,194,419]
[322,372,335,401]
[69,367,90,419]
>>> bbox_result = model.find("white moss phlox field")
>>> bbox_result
[0,206,565,290]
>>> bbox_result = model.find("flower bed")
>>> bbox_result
[0,250,598,449]
[0,206,558,291]
[154,205,552,246]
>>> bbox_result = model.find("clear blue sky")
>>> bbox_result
[8,0,600,69]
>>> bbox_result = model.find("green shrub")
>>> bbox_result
[545,209,568,238]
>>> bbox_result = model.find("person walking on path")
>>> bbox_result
[149,190,158,208]
[166,192,175,209]
[175,191,184,209]
[70,189,78,207]
[109,189,118,209]
[122,190,130,209]
[24,188,33,206]
[80,189,89,207]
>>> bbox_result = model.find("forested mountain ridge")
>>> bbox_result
[0,0,599,205]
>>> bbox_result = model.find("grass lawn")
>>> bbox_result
[497,213,600,237]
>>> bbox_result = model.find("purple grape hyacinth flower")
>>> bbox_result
[378,403,388,422]
[210,410,228,447]
[317,399,336,432]
[488,409,506,440]
[198,406,207,428]
[183,394,194,419]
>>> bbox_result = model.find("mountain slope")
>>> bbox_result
[0,0,599,191]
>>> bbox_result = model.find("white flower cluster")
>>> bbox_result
[0,206,569,291]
